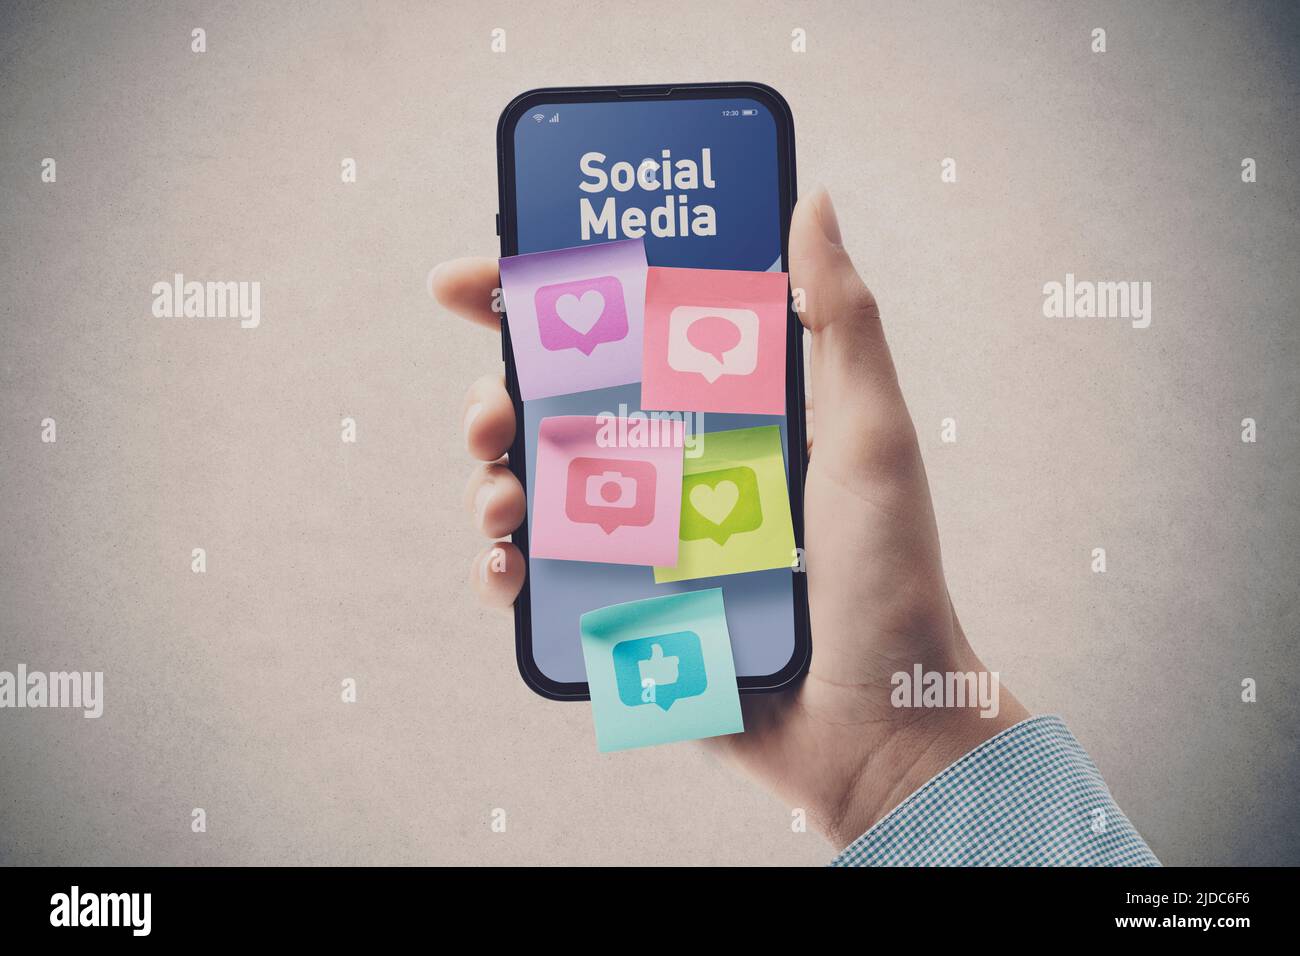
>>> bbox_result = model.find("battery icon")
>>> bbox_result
[740,109,758,116]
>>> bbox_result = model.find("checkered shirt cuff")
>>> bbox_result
[831,715,1160,867]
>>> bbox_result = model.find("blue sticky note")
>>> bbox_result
[579,589,744,752]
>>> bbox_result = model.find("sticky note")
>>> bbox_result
[641,266,789,415]
[580,589,744,752]
[654,425,796,583]
[531,415,685,566]
[499,239,648,400]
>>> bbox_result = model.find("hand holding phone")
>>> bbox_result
[436,184,1030,847]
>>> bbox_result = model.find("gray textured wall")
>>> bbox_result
[1,0,1296,866]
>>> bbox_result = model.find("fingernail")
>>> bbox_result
[426,263,445,300]
[463,402,483,451]
[473,480,495,527]
[814,186,842,245]
[479,547,503,584]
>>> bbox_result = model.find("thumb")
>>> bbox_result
[789,187,916,479]
[648,644,664,660]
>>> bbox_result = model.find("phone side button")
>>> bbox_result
[495,213,500,236]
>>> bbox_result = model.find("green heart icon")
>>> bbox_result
[680,466,763,546]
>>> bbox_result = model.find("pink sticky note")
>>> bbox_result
[641,266,789,415]
[499,239,648,400]
[531,415,685,566]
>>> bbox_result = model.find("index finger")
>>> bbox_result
[428,257,501,330]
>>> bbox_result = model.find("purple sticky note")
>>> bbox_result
[499,239,647,400]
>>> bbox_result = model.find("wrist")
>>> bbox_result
[816,681,1030,850]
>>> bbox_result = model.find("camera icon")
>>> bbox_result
[565,457,658,534]
[585,470,638,509]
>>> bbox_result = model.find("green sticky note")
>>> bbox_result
[579,589,744,753]
[654,425,796,583]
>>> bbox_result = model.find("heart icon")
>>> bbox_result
[689,480,740,526]
[554,290,606,335]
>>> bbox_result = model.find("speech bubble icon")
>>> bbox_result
[612,631,708,711]
[685,313,743,365]
[666,306,759,383]
[564,456,658,535]
[680,466,763,546]
[535,275,629,356]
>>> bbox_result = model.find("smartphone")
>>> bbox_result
[495,82,810,700]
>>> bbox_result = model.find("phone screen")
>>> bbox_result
[507,93,803,690]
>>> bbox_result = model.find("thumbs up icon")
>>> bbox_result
[638,643,679,689]
[612,632,708,711]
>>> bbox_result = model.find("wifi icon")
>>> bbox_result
[531,113,546,123]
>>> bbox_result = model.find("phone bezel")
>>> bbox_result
[495,82,810,701]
